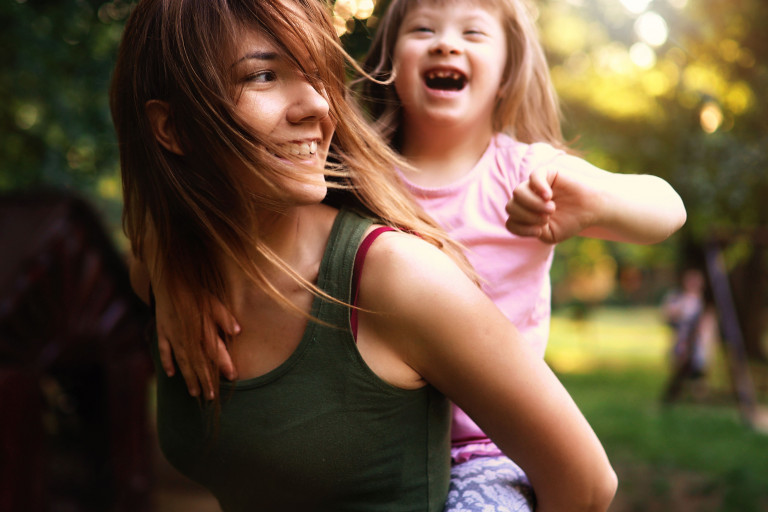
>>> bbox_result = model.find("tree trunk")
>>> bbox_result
[730,243,767,362]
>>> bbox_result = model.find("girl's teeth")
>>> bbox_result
[427,70,462,80]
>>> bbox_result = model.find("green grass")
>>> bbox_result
[545,307,768,512]
[547,306,671,372]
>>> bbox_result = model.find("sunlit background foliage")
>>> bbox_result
[2,0,766,312]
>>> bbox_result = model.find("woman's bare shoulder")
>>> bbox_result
[357,228,485,328]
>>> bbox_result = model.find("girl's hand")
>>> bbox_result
[505,165,598,244]
[155,287,240,399]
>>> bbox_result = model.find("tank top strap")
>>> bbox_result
[350,226,397,340]
[313,208,374,332]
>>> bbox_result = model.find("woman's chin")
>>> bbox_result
[291,182,328,207]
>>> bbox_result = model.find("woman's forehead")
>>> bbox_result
[234,26,276,57]
[233,8,316,65]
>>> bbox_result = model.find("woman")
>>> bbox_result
[112,0,617,510]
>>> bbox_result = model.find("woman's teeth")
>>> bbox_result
[286,141,317,157]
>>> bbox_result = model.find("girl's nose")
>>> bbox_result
[429,33,462,56]
[287,79,330,124]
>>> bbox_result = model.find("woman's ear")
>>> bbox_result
[145,100,184,155]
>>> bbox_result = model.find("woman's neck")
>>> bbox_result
[221,203,339,380]
[222,203,337,296]
[399,121,494,188]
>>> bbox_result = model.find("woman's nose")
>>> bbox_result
[287,79,329,124]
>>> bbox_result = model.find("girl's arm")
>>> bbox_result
[358,233,617,512]
[505,156,686,245]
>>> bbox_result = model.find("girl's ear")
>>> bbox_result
[145,100,184,155]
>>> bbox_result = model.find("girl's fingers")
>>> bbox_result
[201,319,235,381]
[195,361,216,400]
[528,167,554,201]
[506,193,553,228]
[171,345,203,398]
[216,338,238,381]
[157,334,176,378]
[160,331,215,399]
[206,300,239,381]
[212,300,241,336]
[505,219,543,238]
[509,183,555,216]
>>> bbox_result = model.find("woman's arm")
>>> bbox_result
[358,233,617,512]
[505,156,686,245]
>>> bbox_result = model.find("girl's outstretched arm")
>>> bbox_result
[358,233,618,512]
[506,156,686,245]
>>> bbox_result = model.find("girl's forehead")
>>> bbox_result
[402,0,506,25]
[408,0,499,10]
[401,0,505,22]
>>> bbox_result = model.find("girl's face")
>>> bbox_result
[231,25,334,206]
[392,2,507,135]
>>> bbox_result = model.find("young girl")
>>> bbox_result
[115,0,616,510]
[355,0,686,509]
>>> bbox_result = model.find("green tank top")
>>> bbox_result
[151,209,451,512]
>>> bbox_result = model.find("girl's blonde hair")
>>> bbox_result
[111,0,474,387]
[356,0,567,150]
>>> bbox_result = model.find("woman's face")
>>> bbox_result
[231,25,334,206]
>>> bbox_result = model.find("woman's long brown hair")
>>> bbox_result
[111,0,475,394]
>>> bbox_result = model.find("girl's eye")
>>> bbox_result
[465,29,487,37]
[413,26,434,34]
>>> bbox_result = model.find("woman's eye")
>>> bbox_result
[245,70,276,83]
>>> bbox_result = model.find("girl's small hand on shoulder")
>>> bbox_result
[154,287,240,399]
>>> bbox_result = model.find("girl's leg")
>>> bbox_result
[444,456,535,512]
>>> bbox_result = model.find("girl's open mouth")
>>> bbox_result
[423,69,467,91]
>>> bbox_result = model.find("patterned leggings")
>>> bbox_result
[444,456,535,512]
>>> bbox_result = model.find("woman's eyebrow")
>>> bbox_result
[233,50,278,67]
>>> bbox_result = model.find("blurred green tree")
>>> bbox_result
[535,0,767,360]
[1,0,132,233]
